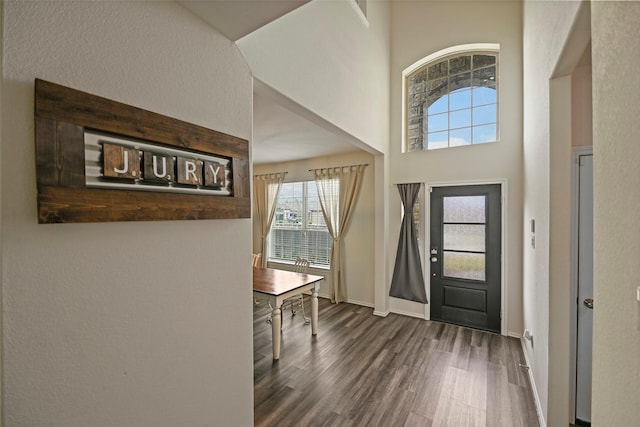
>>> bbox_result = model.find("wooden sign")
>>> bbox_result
[103,143,140,179]
[34,79,250,223]
[85,132,230,195]
[143,151,175,184]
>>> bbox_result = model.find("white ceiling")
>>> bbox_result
[179,0,368,165]
[252,83,365,165]
[179,0,310,42]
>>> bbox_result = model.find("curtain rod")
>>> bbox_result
[308,163,369,172]
[253,171,288,178]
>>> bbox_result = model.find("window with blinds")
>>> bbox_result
[269,180,335,267]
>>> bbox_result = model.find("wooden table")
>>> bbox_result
[253,266,324,360]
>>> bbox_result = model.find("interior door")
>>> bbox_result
[430,184,501,333]
[576,153,593,424]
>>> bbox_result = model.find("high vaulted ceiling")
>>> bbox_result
[179,0,366,165]
[252,81,364,165]
[179,0,310,42]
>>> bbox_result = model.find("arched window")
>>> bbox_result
[403,44,499,152]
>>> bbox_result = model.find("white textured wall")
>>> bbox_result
[239,0,391,314]
[0,2,3,424]
[572,62,592,147]
[522,1,583,425]
[548,74,574,426]
[237,0,390,155]
[253,150,375,306]
[389,1,523,331]
[2,2,253,426]
[591,2,640,424]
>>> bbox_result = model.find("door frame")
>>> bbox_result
[569,146,593,424]
[425,178,507,335]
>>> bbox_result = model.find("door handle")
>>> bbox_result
[583,298,594,309]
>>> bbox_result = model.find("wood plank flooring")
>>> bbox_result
[254,298,539,427]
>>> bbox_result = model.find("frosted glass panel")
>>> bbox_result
[444,224,485,252]
[443,196,485,223]
[443,251,485,281]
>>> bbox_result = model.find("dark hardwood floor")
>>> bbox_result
[254,298,539,427]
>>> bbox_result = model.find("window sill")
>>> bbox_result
[267,260,330,272]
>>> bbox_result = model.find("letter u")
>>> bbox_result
[152,155,167,178]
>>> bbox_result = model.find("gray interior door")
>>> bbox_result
[576,153,593,424]
[430,184,501,333]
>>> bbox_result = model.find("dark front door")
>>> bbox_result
[430,184,501,333]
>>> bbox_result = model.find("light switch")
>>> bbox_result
[530,219,536,249]
[637,286,640,302]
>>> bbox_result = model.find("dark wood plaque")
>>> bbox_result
[34,79,250,223]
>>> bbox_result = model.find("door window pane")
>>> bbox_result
[443,224,485,252]
[443,251,486,281]
[443,196,486,223]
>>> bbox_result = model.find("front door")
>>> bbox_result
[430,184,501,333]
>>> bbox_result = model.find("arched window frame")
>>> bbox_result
[402,43,500,152]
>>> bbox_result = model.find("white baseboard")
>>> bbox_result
[519,337,546,427]
[389,308,427,319]
[345,298,374,308]
[341,297,386,316]
[373,310,389,317]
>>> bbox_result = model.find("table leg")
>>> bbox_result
[272,305,281,360]
[311,285,318,335]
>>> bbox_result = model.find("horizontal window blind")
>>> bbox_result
[269,180,334,266]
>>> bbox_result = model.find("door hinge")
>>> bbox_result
[500,309,503,320]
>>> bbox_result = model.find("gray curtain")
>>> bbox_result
[389,183,428,303]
